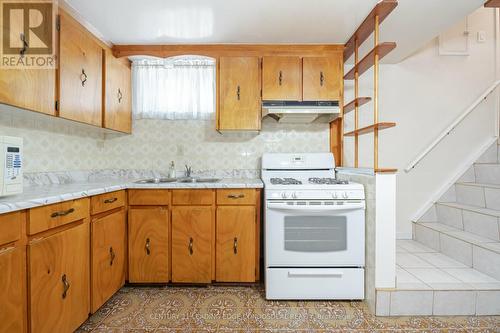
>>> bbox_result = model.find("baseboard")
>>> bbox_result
[411,137,498,222]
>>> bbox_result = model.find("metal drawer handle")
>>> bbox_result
[80,68,87,87]
[188,237,193,255]
[227,194,245,199]
[109,246,115,266]
[104,197,118,204]
[20,33,28,57]
[237,85,241,100]
[278,70,283,85]
[62,274,70,299]
[233,237,238,254]
[117,88,123,103]
[145,238,151,255]
[320,71,325,86]
[51,208,75,218]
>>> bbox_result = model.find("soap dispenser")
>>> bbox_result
[169,161,176,178]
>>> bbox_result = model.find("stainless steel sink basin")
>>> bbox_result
[177,178,221,183]
[134,178,177,184]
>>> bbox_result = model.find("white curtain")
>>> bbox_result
[131,55,215,120]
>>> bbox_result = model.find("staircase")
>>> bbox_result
[377,141,500,316]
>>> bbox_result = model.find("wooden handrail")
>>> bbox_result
[404,80,500,173]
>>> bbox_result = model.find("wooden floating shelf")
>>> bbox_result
[343,97,372,114]
[344,122,396,136]
[375,168,398,173]
[344,42,396,80]
[343,0,398,62]
[485,0,500,7]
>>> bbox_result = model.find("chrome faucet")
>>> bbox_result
[185,165,192,178]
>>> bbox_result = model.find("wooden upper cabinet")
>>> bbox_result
[104,52,132,133]
[58,11,102,126]
[216,206,256,282]
[0,247,25,333]
[91,209,126,313]
[218,57,261,131]
[262,56,302,101]
[29,222,90,333]
[128,207,169,283]
[171,206,212,283]
[0,68,56,115]
[303,56,342,101]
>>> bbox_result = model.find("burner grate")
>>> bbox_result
[308,177,349,185]
[270,177,302,185]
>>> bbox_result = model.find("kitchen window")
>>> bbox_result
[131,55,216,120]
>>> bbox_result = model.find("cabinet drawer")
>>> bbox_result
[128,190,170,206]
[28,198,90,235]
[0,211,22,246]
[216,189,256,205]
[172,190,214,205]
[91,190,125,215]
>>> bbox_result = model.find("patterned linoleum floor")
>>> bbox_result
[77,285,500,332]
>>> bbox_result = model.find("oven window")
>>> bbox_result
[284,216,347,252]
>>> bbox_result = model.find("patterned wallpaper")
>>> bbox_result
[0,110,330,174]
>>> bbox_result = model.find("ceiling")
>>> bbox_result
[63,0,486,63]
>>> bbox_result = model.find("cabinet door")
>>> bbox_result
[128,207,169,283]
[0,247,25,333]
[216,206,255,282]
[218,57,261,131]
[29,222,90,333]
[0,68,55,115]
[59,11,102,126]
[303,57,342,101]
[171,206,212,283]
[91,209,126,313]
[262,57,302,101]
[104,52,132,133]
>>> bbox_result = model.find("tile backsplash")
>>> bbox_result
[0,111,329,174]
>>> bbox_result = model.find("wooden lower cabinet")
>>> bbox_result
[216,206,256,282]
[0,247,25,333]
[28,222,90,333]
[171,206,212,283]
[91,209,126,313]
[128,207,169,283]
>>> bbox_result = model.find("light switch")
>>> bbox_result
[477,31,486,43]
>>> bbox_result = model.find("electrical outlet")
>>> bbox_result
[477,31,486,43]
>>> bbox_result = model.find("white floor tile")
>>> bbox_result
[427,282,473,290]
[396,253,434,268]
[470,282,500,290]
[396,240,437,253]
[405,268,461,284]
[413,252,467,268]
[441,268,499,283]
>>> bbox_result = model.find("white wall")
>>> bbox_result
[343,8,499,238]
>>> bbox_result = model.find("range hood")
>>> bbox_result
[262,101,340,124]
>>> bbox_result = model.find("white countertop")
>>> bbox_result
[0,178,263,214]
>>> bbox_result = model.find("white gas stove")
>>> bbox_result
[262,153,365,300]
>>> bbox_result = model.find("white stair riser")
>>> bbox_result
[435,204,463,229]
[414,224,440,251]
[455,184,485,207]
[474,164,500,185]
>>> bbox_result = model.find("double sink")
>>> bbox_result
[134,177,221,184]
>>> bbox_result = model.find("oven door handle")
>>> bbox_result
[267,202,365,211]
[288,269,344,278]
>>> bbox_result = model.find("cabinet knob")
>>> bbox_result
[188,237,194,255]
[80,68,88,87]
[278,70,283,86]
[236,85,241,100]
[117,88,123,104]
[145,238,151,255]
[61,274,70,299]
[109,246,115,266]
[233,237,238,254]
[320,71,325,86]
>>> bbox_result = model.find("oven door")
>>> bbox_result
[265,200,365,267]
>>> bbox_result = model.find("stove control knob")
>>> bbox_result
[281,192,288,199]
[342,192,349,199]
[332,192,338,199]
[291,192,297,199]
